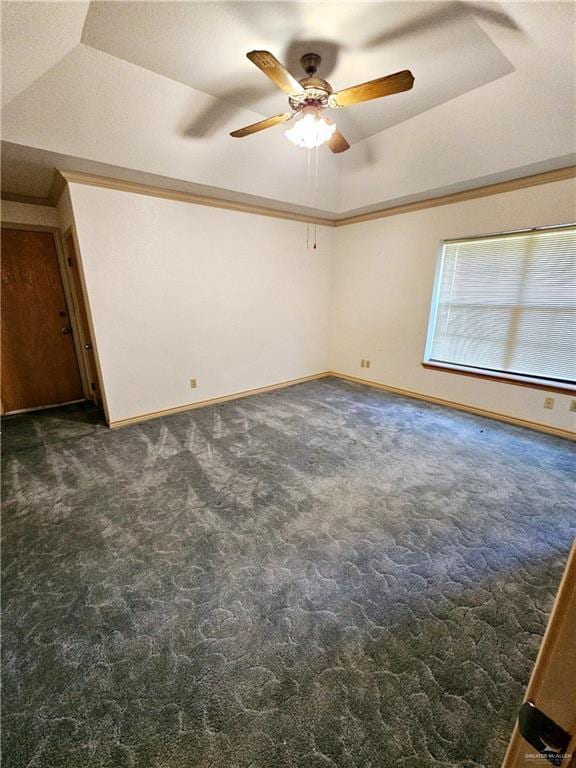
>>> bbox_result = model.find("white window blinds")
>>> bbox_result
[427,226,576,385]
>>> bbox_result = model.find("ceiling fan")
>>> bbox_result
[230,51,414,153]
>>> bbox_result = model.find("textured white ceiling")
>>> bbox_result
[1,1,89,107]
[81,1,514,143]
[1,1,574,213]
[1,44,344,213]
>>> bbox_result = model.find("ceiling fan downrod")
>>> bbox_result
[229,48,414,154]
[300,52,321,76]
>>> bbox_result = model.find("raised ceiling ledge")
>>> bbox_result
[54,164,576,228]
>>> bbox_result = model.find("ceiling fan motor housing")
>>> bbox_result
[289,83,331,110]
[231,48,414,150]
[290,55,333,111]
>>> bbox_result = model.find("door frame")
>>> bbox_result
[61,223,107,419]
[502,538,576,766]
[1,222,93,410]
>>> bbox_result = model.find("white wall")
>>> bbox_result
[66,177,575,434]
[330,178,576,434]
[1,200,60,227]
[68,183,332,424]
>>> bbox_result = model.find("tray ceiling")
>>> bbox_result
[82,1,514,143]
[2,2,574,214]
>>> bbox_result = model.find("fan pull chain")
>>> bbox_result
[305,145,320,251]
[313,144,319,250]
[306,147,312,250]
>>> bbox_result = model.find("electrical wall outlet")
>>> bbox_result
[570,399,576,413]
[190,378,197,389]
[360,359,365,368]
[543,396,555,410]
[365,360,371,369]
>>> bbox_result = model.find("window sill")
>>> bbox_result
[422,361,576,395]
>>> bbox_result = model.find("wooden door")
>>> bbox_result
[1,228,84,413]
[502,538,576,767]
[63,231,102,406]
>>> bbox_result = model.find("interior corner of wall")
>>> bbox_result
[56,183,75,234]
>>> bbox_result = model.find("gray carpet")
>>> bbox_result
[2,377,575,768]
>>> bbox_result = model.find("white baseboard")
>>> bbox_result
[108,372,331,428]
[329,371,575,441]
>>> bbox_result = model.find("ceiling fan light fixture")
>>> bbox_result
[231,50,414,154]
[285,110,336,149]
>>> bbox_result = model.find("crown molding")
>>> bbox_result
[58,170,337,227]
[334,165,576,226]
[12,165,575,226]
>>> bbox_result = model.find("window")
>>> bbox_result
[424,225,576,389]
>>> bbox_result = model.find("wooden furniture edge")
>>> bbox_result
[108,372,332,428]
[330,372,576,440]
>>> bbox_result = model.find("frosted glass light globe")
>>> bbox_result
[285,112,336,149]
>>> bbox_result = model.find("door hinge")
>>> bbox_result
[518,701,572,766]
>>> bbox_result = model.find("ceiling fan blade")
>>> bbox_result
[324,119,350,153]
[331,70,414,108]
[230,112,293,138]
[328,129,350,154]
[247,50,305,96]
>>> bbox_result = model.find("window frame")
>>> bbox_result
[423,223,576,394]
